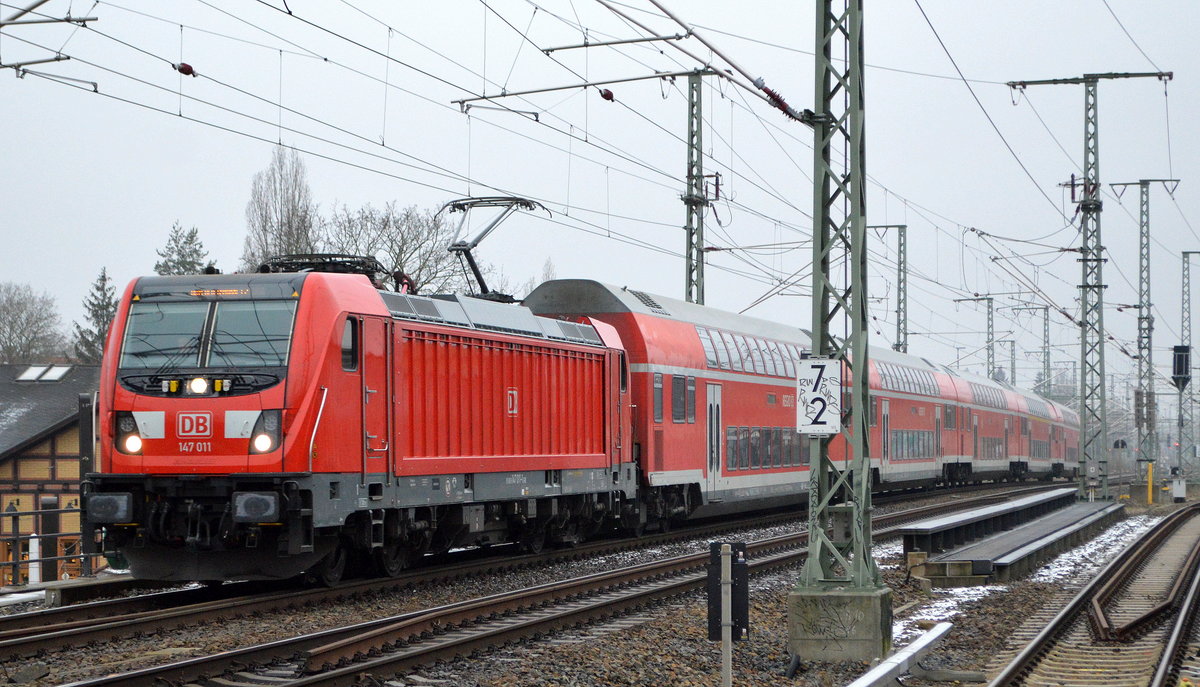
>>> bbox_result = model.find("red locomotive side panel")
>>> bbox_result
[395,326,609,475]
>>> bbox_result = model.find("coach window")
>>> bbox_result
[713,331,732,370]
[727,427,739,470]
[773,428,784,467]
[869,397,878,427]
[748,337,768,374]
[687,377,696,423]
[653,373,664,423]
[750,428,762,468]
[757,339,777,376]
[945,404,956,430]
[698,328,720,367]
[720,332,743,372]
[671,375,686,423]
[341,318,358,371]
[739,427,751,468]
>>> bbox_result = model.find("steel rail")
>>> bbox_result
[989,505,1200,686]
[6,483,1042,653]
[1089,503,1200,640]
[53,493,1008,687]
[1150,527,1200,687]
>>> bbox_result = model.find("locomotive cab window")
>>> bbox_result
[119,299,298,369]
[341,318,358,371]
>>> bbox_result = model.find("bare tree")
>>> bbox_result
[0,282,66,364]
[241,146,320,271]
[323,202,477,294]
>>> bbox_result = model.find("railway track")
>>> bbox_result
[51,492,1022,687]
[1,483,1045,660]
[990,503,1200,687]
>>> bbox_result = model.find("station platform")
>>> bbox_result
[901,488,1125,588]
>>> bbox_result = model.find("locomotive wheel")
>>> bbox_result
[314,541,348,586]
[519,527,546,554]
[373,542,410,578]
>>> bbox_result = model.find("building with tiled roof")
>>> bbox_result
[0,363,100,583]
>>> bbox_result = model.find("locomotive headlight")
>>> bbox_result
[252,433,274,452]
[232,491,280,523]
[249,410,283,454]
[124,434,143,454]
[188,377,209,395]
[86,492,133,523]
[114,412,143,455]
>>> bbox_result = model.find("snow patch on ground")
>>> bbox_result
[1028,514,1162,583]
[893,584,1008,644]
[0,590,45,608]
[891,513,1160,646]
[873,539,903,569]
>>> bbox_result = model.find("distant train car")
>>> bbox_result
[84,263,1079,583]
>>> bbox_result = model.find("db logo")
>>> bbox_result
[177,411,213,437]
[506,387,519,417]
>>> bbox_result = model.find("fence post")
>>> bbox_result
[78,393,96,577]
[7,509,22,586]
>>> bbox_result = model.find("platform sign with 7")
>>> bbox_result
[796,357,842,436]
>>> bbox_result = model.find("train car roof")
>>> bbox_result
[526,279,1077,421]
[524,279,811,345]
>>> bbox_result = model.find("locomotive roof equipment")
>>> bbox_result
[440,196,550,302]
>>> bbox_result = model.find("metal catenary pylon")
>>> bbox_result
[1009,71,1172,499]
[1013,306,1051,394]
[954,296,995,379]
[796,0,879,591]
[1112,179,1178,470]
[868,224,908,353]
[1183,251,1200,472]
[684,72,708,304]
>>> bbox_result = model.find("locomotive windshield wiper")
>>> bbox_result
[148,335,202,376]
[209,329,282,367]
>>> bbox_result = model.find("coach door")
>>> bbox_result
[706,384,722,499]
[935,405,943,457]
[972,414,980,460]
[360,317,392,485]
[881,399,891,460]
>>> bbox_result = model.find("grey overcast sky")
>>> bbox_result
[1,1,1197,394]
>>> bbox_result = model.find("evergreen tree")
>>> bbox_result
[154,222,210,275]
[72,268,118,364]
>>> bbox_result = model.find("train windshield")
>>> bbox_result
[119,300,298,369]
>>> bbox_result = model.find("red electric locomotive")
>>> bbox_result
[84,262,1080,583]
[85,261,637,582]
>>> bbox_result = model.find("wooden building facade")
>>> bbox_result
[0,364,100,583]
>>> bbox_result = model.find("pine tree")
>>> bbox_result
[72,268,118,364]
[155,221,210,275]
